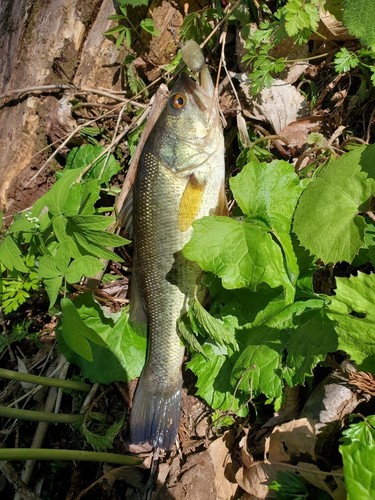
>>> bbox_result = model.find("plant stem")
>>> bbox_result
[0,368,91,392]
[0,406,84,424]
[0,448,142,465]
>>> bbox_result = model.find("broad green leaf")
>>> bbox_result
[67,214,115,232]
[0,236,28,272]
[286,308,338,385]
[191,299,238,350]
[326,272,375,372]
[230,160,306,235]
[341,441,375,500]
[66,145,121,185]
[43,276,63,308]
[230,160,307,285]
[7,213,38,234]
[65,256,104,284]
[58,294,147,383]
[33,167,86,215]
[231,326,284,404]
[187,343,248,415]
[183,216,294,299]
[343,0,375,50]
[293,146,375,263]
[61,298,107,362]
[38,255,61,279]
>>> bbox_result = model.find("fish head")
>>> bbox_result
[155,69,223,174]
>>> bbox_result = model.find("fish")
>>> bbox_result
[129,63,226,450]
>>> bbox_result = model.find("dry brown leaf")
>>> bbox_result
[236,460,289,499]
[315,8,353,41]
[207,433,239,500]
[244,79,309,133]
[166,433,238,500]
[277,115,323,150]
[265,418,317,463]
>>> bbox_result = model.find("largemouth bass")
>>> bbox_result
[130,63,226,450]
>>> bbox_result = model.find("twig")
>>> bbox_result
[367,211,375,223]
[0,84,146,108]
[0,448,142,465]
[0,406,84,424]
[0,457,40,500]
[200,0,242,49]
[0,368,91,392]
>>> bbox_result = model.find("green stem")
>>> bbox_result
[0,406,84,424]
[0,368,91,392]
[0,448,142,465]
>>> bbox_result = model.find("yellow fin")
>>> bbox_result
[178,176,206,232]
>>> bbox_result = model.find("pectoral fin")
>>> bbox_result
[178,175,206,232]
[129,257,147,324]
[215,181,228,216]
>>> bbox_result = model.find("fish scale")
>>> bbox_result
[130,66,225,449]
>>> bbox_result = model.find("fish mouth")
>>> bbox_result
[180,66,216,114]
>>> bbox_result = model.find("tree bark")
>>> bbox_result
[0,0,120,214]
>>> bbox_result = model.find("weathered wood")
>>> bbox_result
[0,0,119,213]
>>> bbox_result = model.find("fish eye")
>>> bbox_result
[171,92,187,109]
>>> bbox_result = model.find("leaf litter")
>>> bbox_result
[1,1,375,499]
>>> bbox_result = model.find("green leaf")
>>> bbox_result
[187,343,248,415]
[191,299,238,350]
[183,216,294,300]
[293,145,375,263]
[33,167,86,215]
[82,418,124,452]
[334,47,360,73]
[43,276,63,308]
[0,236,28,272]
[66,145,121,185]
[38,255,61,279]
[140,18,160,36]
[231,326,284,404]
[119,0,148,6]
[340,417,375,500]
[230,160,307,284]
[61,298,107,362]
[286,308,338,385]
[65,256,104,284]
[58,294,147,383]
[326,272,375,372]
[343,0,375,50]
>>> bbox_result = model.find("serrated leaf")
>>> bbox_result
[343,0,375,50]
[341,416,375,446]
[286,308,338,384]
[186,343,248,415]
[66,145,121,185]
[183,216,294,300]
[230,160,306,284]
[340,441,375,500]
[65,256,104,284]
[293,145,375,263]
[191,299,238,350]
[83,418,124,452]
[57,294,147,383]
[334,47,360,73]
[0,236,28,272]
[231,326,284,403]
[326,272,375,372]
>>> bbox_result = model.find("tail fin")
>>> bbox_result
[130,374,182,450]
